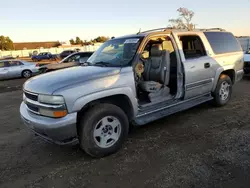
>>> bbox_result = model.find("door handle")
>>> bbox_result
[204,63,210,69]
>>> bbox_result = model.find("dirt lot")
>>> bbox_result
[1,77,250,188]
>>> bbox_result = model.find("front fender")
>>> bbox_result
[71,87,138,117]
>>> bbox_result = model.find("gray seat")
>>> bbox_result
[140,44,170,93]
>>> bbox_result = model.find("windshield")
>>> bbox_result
[87,37,142,67]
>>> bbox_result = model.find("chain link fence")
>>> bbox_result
[0,44,102,58]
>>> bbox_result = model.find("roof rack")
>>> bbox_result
[137,27,225,34]
[138,27,175,34]
[199,28,225,31]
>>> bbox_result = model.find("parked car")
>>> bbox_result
[31,52,57,61]
[0,59,39,80]
[39,51,94,73]
[29,50,39,57]
[243,50,250,74]
[59,50,75,59]
[20,28,244,158]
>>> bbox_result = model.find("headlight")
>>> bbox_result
[38,94,67,118]
[38,94,65,104]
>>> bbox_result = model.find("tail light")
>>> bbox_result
[36,64,39,67]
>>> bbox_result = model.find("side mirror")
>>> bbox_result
[140,51,149,59]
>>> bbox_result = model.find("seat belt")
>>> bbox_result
[163,66,167,87]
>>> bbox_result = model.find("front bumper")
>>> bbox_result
[20,102,78,145]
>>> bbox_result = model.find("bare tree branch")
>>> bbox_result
[169,7,195,30]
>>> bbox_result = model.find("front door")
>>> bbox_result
[177,35,218,99]
[8,60,23,78]
[0,61,10,79]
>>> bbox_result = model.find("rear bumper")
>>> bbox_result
[20,102,78,145]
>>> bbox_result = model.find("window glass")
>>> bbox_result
[87,37,142,66]
[65,54,81,63]
[204,32,242,54]
[0,62,5,68]
[9,61,23,66]
[0,61,10,67]
[179,35,206,59]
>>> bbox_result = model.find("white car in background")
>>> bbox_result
[0,59,39,80]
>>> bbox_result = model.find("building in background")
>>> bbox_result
[13,41,60,50]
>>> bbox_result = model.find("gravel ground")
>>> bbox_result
[0,77,250,188]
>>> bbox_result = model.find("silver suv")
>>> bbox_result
[20,28,244,158]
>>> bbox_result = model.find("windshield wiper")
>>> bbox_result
[93,61,114,67]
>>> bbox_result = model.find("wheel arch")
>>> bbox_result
[76,94,135,136]
[212,67,236,92]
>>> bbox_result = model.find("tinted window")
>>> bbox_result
[0,61,10,67]
[0,62,5,68]
[79,53,92,57]
[64,54,81,63]
[179,35,206,59]
[9,61,23,66]
[204,32,242,54]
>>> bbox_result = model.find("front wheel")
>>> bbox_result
[78,103,129,158]
[22,70,32,78]
[212,74,232,107]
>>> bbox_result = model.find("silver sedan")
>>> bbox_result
[0,59,39,80]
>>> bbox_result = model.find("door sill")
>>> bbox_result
[134,93,213,126]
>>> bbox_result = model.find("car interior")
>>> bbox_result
[135,36,178,106]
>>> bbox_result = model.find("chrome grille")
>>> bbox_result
[24,91,38,101]
[24,91,39,114]
[26,104,39,113]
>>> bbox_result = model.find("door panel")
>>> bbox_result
[0,61,10,79]
[173,33,219,99]
[8,61,23,78]
[0,67,9,79]
[184,56,219,99]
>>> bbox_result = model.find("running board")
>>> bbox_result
[134,94,213,126]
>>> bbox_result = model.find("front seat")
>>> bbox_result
[140,44,170,90]
[139,44,171,101]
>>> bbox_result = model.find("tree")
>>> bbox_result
[93,36,109,43]
[69,38,75,45]
[169,8,195,30]
[75,36,82,45]
[82,40,91,46]
[0,35,14,50]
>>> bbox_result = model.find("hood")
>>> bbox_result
[24,66,121,94]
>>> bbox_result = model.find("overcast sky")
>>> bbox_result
[1,0,249,42]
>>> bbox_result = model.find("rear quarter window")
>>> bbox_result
[204,32,242,54]
[0,62,4,68]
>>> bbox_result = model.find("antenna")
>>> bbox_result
[137,28,141,34]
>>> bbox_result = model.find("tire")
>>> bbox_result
[22,70,32,78]
[78,103,129,158]
[212,74,232,107]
